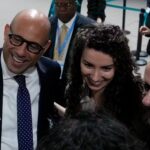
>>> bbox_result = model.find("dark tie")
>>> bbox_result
[14,75,33,150]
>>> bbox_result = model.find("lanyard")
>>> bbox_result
[144,12,148,25]
[144,8,150,25]
[57,16,76,55]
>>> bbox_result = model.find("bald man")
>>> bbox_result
[0,9,61,149]
[142,63,150,107]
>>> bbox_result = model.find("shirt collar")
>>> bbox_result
[58,13,77,28]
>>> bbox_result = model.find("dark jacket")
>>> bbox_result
[147,0,150,7]
[0,48,61,147]
[87,0,106,22]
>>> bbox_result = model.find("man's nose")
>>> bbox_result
[16,42,28,56]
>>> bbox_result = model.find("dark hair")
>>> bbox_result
[37,112,147,150]
[65,24,144,127]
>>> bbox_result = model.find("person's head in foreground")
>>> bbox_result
[37,111,148,150]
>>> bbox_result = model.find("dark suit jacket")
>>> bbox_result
[0,48,61,147]
[44,13,95,105]
[87,0,106,21]
[147,0,150,7]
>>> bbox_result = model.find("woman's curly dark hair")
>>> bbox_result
[65,24,144,127]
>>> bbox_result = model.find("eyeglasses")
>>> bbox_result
[8,30,46,54]
[144,82,150,92]
[55,2,73,8]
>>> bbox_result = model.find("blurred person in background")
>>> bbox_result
[87,0,106,23]
[45,0,95,106]
[37,112,148,150]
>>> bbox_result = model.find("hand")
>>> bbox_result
[97,17,102,24]
[139,26,150,35]
[54,102,66,117]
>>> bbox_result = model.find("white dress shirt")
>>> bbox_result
[1,52,40,150]
[55,13,77,75]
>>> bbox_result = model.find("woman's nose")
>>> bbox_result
[91,70,101,82]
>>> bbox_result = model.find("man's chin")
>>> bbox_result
[8,66,26,74]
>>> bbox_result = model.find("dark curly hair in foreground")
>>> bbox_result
[65,24,144,128]
[37,112,148,150]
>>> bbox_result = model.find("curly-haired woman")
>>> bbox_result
[65,24,144,130]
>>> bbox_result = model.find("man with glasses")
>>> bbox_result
[45,0,95,106]
[0,9,61,150]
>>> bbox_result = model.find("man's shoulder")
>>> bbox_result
[38,56,61,75]
[49,14,95,25]
[76,13,96,24]
[49,16,57,24]
[39,56,57,66]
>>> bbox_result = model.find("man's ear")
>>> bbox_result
[4,24,10,41]
[43,40,51,54]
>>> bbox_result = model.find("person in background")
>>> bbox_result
[37,111,148,150]
[139,0,150,37]
[48,0,83,17]
[0,9,61,150]
[140,25,150,35]
[76,0,83,13]
[148,0,150,7]
[139,0,150,54]
[45,0,95,106]
[65,24,144,136]
[87,0,106,23]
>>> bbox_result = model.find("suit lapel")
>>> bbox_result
[36,60,50,141]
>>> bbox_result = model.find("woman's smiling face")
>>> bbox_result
[80,48,115,93]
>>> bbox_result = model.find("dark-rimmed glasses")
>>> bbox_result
[8,29,46,54]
